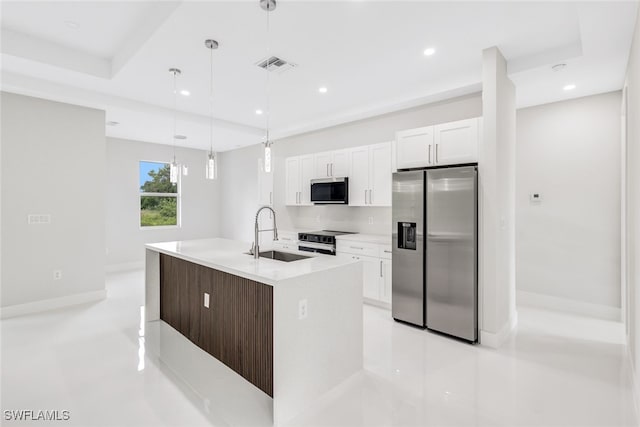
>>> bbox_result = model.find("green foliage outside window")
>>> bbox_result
[140,163,178,227]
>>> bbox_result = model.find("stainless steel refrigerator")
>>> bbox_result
[391,165,478,342]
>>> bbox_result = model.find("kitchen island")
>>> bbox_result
[145,238,363,425]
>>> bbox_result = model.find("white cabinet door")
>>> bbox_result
[359,255,381,300]
[299,155,314,206]
[258,158,273,206]
[349,146,369,206]
[285,157,300,206]
[380,259,392,304]
[331,149,350,177]
[369,142,392,207]
[434,118,478,165]
[314,151,332,178]
[396,126,434,169]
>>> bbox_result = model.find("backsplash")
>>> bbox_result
[285,205,392,235]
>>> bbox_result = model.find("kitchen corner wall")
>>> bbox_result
[1,93,106,310]
[105,137,221,268]
[623,3,640,408]
[219,93,483,242]
[516,91,622,313]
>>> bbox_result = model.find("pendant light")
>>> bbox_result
[261,0,276,173]
[168,67,183,184]
[205,39,219,180]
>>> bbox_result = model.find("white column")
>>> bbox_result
[479,46,517,347]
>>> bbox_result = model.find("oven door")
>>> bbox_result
[298,242,336,255]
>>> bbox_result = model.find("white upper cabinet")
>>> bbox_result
[349,146,370,206]
[331,149,350,177]
[314,149,350,178]
[434,118,479,166]
[395,117,480,169]
[395,126,434,169]
[285,155,314,206]
[369,142,392,206]
[285,157,300,206]
[314,152,333,178]
[348,142,392,207]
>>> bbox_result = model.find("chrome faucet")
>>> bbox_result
[251,206,278,259]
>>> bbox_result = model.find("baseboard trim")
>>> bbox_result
[106,261,144,273]
[0,290,107,319]
[517,290,621,321]
[480,311,518,348]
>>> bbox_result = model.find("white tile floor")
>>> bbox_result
[1,270,638,427]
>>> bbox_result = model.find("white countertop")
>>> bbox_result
[145,238,359,286]
[335,233,392,245]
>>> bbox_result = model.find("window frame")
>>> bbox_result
[138,160,182,230]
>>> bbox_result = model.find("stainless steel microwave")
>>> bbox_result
[310,177,349,204]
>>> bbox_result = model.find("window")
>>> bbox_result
[139,161,179,227]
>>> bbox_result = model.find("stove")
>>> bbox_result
[297,230,356,255]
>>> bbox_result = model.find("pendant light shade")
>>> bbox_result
[264,142,272,173]
[205,39,219,180]
[206,152,217,180]
[170,161,179,184]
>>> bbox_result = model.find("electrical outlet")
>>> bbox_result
[298,299,308,320]
[53,270,62,280]
[368,216,374,225]
[204,293,210,308]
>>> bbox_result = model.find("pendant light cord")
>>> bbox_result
[265,3,271,146]
[172,70,177,162]
[210,45,214,156]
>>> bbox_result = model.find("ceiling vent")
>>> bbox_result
[256,55,296,73]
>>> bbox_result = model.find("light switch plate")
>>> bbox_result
[204,293,210,308]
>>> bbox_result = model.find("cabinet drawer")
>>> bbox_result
[277,231,297,242]
[336,241,379,257]
[380,245,392,259]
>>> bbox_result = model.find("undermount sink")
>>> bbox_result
[246,250,311,262]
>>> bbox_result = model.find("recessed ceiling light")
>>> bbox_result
[64,21,79,29]
[318,86,328,94]
[174,134,187,140]
[423,47,436,56]
[552,63,567,72]
[180,90,190,96]
[563,84,576,91]
[106,121,119,126]
[255,109,263,115]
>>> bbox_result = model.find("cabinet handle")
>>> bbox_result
[331,163,334,176]
[428,144,432,163]
[369,189,372,205]
[384,250,392,253]
[326,164,329,177]
[380,260,383,277]
[364,190,367,204]
[436,143,439,163]
[269,191,272,205]
[350,246,363,250]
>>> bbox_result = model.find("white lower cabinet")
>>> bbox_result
[337,237,392,307]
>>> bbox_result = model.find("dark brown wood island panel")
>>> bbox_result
[159,254,273,397]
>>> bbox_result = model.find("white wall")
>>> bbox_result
[106,137,221,268]
[622,4,640,408]
[516,92,622,313]
[480,47,517,347]
[1,92,106,308]
[219,93,482,241]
